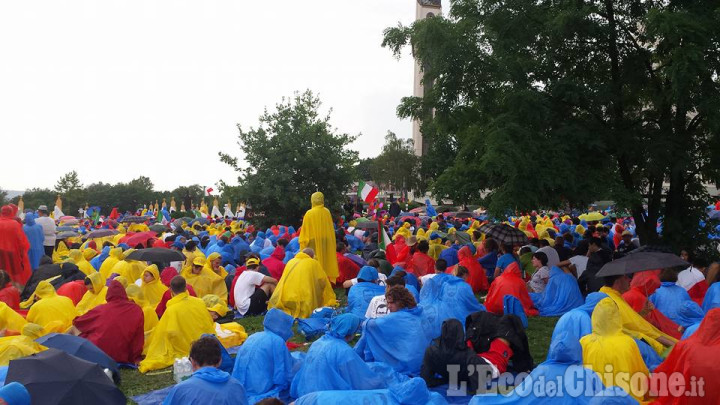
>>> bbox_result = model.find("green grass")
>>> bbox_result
[119,289,557,404]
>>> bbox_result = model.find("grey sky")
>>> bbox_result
[0,1,445,192]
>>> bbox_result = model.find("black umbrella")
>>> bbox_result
[83,229,119,239]
[455,211,474,219]
[596,252,689,277]
[190,218,210,225]
[125,248,185,263]
[35,334,118,374]
[355,221,379,229]
[479,223,528,245]
[56,226,75,232]
[626,245,674,255]
[149,224,170,233]
[121,215,148,224]
[6,348,126,405]
[56,231,80,239]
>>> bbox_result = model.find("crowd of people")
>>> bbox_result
[0,194,719,404]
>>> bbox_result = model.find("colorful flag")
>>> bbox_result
[378,219,391,250]
[357,181,378,203]
[206,187,214,196]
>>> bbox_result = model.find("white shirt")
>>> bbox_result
[233,271,266,315]
[537,246,560,268]
[365,295,389,319]
[568,255,589,277]
[349,273,387,286]
[420,273,437,284]
[677,267,705,291]
[34,216,56,247]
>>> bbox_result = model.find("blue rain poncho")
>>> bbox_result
[354,306,434,375]
[649,282,693,326]
[674,300,705,329]
[419,274,485,338]
[504,295,528,328]
[681,322,700,340]
[22,213,45,270]
[438,245,460,267]
[346,234,364,252]
[634,338,662,372]
[588,387,639,404]
[529,267,584,316]
[250,233,266,253]
[231,309,297,403]
[230,237,250,262]
[549,292,607,345]
[291,314,387,398]
[294,377,448,405]
[469,331,604,404]
[162,366,248,405]
[347,267,385,318]
[90,246,110,271]
[702,282,720,313]
[391,267,419,291]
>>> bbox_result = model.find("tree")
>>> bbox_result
[0,188,7,207]
[220,90,359,227]
[354,158,375,183]
[383,0,720,250]
[54,171,82,194]
[53,171,86,216]
[12,188,55,212]
[370,132,421,197]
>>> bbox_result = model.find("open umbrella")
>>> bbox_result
[35,333,118,374]
[579,212,606,221]
[59,218,79,225]
[479,223,528,245]
[56,226,76,232]
[83,229,119,239]
[149,224,169,233]
[56,231,80,239]
[120,215,148,224]
[119,231,157,248]
[354,221,379,229]
[125,248,185,263]
[399,216,421,226]
[6,348,126,405]
[596,252,689,277]
[454,211,474,219]
[190,218,210,225]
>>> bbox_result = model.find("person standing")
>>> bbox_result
[34,205,56,258]
[298,192,339,283]
[0,206,31,286]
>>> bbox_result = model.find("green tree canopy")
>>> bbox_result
[219,90,359,227]
[383,0,720,249]
[370,132,421,196]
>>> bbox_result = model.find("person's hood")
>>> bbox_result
[143,264,161,284]
[24,213,36,226]
[327,313,361,339]
[0,205,12,218]
[457,245,473,261]
[630,271,661,296]
[357,266,379,282]
[22,323,45,340]
[270,246,285,260]
[370,250,387,260]
[677,301,705,326]
[108,247,123,260]
[203,294,228,317]
[192,367,231,383]
[311,192,325,208]
[160,266,179,287]
[263,308,294,341]
[438,319,466,352]
[503,261,522,277]
[87,272,106,294]
[547,331,582,364]
[106,280,128,302]
[68,249,83,263]
[592,298,623,336]
[34,280,57,299]
[389,378,431,405]
[256,231,266,240]
[549,266,563,278]
[578,292,608,315]
[83,248,98,261]
[125,284,149,307]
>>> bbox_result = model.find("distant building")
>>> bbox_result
[412,0,442,156]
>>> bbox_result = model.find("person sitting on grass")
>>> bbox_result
[232,257,277,317]
[346,266,386,318]
[163,336,248,405]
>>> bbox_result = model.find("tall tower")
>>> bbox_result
[412,0,442,156]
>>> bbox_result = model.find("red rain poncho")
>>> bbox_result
[335,251,360,286]
[56,280,87,306]
[623,271,682,339]
[453,246,488,293]
[0,284,20,311]
[73,280,145,364]
[485,262,538,316]
[0,206,31,285]
[386,236,409,267]
[651,308,720,404]
[406,251,435,278]
[263,246,286,280]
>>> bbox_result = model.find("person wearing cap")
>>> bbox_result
[233,257,277,316]
[182,256,229,304]
[34,205,56,258]
[0,382,31,405]
[614,230,637,258]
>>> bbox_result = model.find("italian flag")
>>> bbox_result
[357,181,378,203]
[378,219,392,250]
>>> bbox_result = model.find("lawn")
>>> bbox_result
[119,289,559,404]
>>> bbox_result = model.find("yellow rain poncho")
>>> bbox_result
[128,223,150,233]
[204,252,228,279]
[268,252,336,318]
[82,248,98,262]
[580,298,649,402]
[68,249,96,276]
[298,192,339,283]
[599,286,676,354]
[416,228,428,241]
[203,294,248,348]
[140,264,168,307]
[99,247,123,279]
[113,276,128,288]
[427,237,447,260]
[394,222,412,241]
[76,272,108,316]
[26,281,76,332]
[126,284,159,355]
[181,257,228,303]
[138,291,214,373]
[0,302,26,333]
[182,248,206,272]
[52,241,70,263]
[0,323,47,366]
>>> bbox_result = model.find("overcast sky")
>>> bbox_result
[0,1,448,192]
